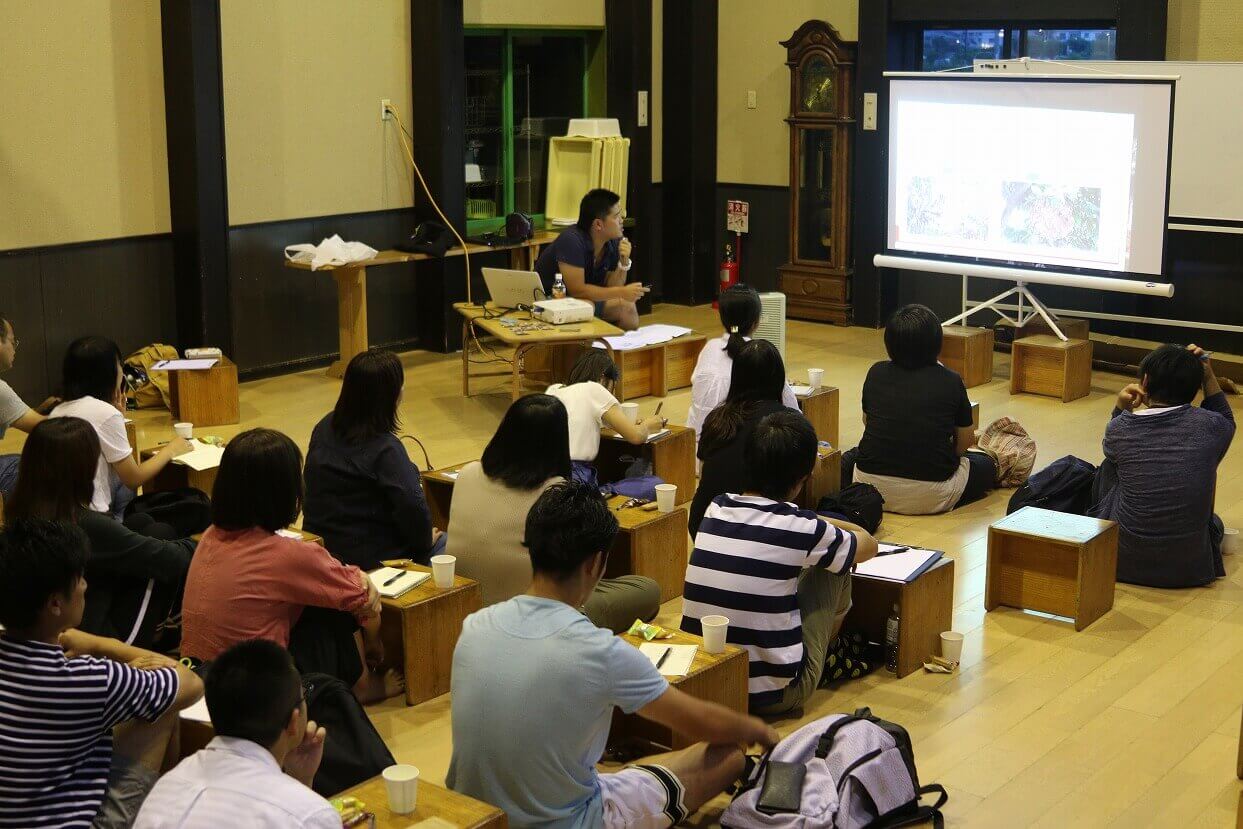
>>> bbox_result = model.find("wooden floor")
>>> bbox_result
[9,304,1240,827]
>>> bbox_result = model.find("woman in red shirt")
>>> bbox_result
[181,428,398,702]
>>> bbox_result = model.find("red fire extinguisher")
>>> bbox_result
[715,242,739,309]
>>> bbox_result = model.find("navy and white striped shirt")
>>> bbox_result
[0,636,179,828]
[680,494,856,708]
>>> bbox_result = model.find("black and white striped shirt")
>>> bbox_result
[680,494,855,708]
[0,636,179,828]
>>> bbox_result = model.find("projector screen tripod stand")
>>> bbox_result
[943,279,1069,341]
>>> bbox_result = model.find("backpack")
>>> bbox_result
[124,488,212,537]
[722,708,947,829]
[817,483,884,534]
[976,417,1037,487]
[125,344,180,410]
[302,672,397,796]
[1007,455,1098,516]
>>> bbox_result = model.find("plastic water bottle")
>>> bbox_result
[884,603,900,673]
[551,273,567,299]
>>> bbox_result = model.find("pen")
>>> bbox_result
[382,570,408,587]
[655,647,672,670]
[654,401,664,416]
[881,546,910,556]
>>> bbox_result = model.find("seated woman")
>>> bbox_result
[841,304,996,515]
[4,417,195,650]
[49,336,191,517]
[304,349,443,569]
[181,428,397,703]
[688,339,805,537]
[1092,343,1233,588]
[685,283,799,441]
[447,394,660,632]
[546,350,664,486]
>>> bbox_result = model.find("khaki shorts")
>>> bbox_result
[92,755,157,829]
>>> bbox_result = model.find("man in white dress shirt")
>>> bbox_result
[135,640,340,828]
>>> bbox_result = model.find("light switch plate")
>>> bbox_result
[747,90,757,109]
[637,90,649,127]
[863,92,878,130]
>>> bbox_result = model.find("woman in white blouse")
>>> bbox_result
[685,284,799,440]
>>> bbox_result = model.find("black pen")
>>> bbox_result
[881,546,910,556]
[382,570,408,587]
[655,646,672,670]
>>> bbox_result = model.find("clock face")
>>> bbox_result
[800,57,835,114]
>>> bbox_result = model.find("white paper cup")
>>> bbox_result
[431,554,456,588]
[807,368,824,390]
[702,615,729,654]
[382,764,420,814]
[173,422,193,439]
[940,631,964,664]
[654,483,677,513]
[1224,528,1239,555]
[620,402,639,423]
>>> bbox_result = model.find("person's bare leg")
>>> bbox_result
[112,707,179,774]
[636,742,745,813]
[601,299,640,331]
[351,630,405,704]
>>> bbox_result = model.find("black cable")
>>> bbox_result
[399,434,432,471]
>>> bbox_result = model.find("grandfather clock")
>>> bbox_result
[777,21,856,324]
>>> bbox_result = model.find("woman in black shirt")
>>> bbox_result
[303,349,443,569]
[688,340,809,536]
[842,304,996,514]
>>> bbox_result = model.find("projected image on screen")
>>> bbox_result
[886,79,1173,276]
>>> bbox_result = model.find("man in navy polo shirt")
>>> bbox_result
[534,189,648,330]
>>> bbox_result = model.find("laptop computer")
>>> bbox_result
[481,268,547,310]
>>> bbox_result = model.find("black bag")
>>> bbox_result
[505,211,535,240]
[1006,455,1097,516]
[817,483,885,534]
[302,672,396,796]
[124,488,211,537]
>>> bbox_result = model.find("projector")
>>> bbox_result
[531,298,594,325]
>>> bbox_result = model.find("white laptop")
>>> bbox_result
[481,268,547,310]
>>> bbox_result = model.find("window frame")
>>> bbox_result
[918,23,1117,71]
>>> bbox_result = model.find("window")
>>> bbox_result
[921,26,1115,71]
[465,30,601,233]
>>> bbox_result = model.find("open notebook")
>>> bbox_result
[368,567,430,599]
[171,439,225,472]
[853,545,943,583]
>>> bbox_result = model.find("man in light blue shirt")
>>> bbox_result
[448,481,778,829]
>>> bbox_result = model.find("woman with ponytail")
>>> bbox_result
[685,284,799,441]
[689,339,811,536]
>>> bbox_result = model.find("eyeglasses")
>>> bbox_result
[299,678,313,705]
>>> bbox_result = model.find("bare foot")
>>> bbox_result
[353,669,406,705]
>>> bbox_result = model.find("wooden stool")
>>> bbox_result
[610,629,749,750]
[798,447,841,511]
[1010,336,1093,402]
[548,335,708,402]
[421,464,464,529]
[378,562,482,706]
[142,448,219,496]
[168,356,240,427]
[608,496,690,603]
[124,419,139,463]
[337,774,507,828]
[986,507,1118,631]
[595,425,696,497]
[798,385,840,448]
[939,326,994,388]
[846,557,955,678]
[1016,315,1090,342]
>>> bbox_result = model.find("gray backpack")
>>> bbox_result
[721,708,947,829]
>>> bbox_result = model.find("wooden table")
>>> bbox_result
[610,629,749,750]
[607,495,690,603]
[847,556,955,678]
[378,561,483,706]
[595,424,696,499]
[335,774,508,828]
[421,463,466,530]
[454,303,622,401]
[797,446,842,511]
[797,385,840,448]
[284,230,561,379]
[142,447,221,496]
[547,333,708,402]
[167,356,240,427]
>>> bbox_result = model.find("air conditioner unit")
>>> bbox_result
[754,292,787,360]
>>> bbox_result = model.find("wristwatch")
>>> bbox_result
[619,258,633,271]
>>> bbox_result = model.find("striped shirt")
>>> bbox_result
[0,636,179,828]
[680,494,856,708]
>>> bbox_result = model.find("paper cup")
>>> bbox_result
[654,483,677,513]
[701,615,729,654]
[621,402,640,423]
[382,764,420,814]
[807,368,824,390]
[173,422,193,439]
[1224,528,1239,555]
[940,631,964,664]
[431,554,456,588]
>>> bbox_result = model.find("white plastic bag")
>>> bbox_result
[284,234,379,270]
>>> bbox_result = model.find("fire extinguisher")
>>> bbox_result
[715,242,739,309]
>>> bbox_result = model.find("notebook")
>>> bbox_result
[179,696,212,724]
[369,567,430,598]
[171,439,225,471]
[854,547,943,583]
[639,643,698,676]
[151,358,218,371]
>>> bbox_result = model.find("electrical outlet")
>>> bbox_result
[746,90,757,109]
[380,98,392,121]
[862,92,878,131]
[637,91,649,127]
